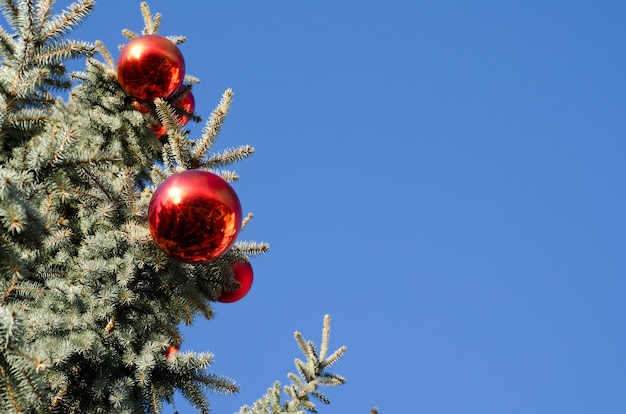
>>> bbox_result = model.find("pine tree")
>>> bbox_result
[0,1,347,413]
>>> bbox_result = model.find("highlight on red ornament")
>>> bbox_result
[117,34,185,101]
[217,261,254,303]
[152,88,195,139]
[148,170,242,264]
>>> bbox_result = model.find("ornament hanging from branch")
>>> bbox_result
[117,34,185,101]
[218,261,254,303]
[148,170,242,263]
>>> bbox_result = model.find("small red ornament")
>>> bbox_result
[164,344,179,359]
[152,89,195,138]
[117,35,185,101]
[148,170,242,263]
[131,100,151,114]
[217,261,254,303]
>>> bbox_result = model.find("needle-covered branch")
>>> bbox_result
[239,315,347,414]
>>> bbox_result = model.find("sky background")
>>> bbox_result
[56,0,626,412]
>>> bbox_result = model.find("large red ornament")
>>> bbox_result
[148,170,242,263]
[152,89,195,138]
[117,35,185,101]
[217,261,254,303]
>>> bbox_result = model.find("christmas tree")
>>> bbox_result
[0,1,348,412]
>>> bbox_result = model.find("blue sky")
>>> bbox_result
[61,0,626,412]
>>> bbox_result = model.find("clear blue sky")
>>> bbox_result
[63,0,626,412]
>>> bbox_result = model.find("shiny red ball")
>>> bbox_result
[117,35,185,101]
[217,261,254,303]
[148,170,242,263]
[152,89,195,138]
[164,344,179,359]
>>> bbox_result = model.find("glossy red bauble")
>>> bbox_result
[117,35,185,101]
[217,261,254,303]
[164,344,179,359]
[152,89,195,138]
[148,170,242,263]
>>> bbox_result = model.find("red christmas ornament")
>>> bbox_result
[152,89,195,138]
[148,170,242,263]
[217,261,254,303]
[117,35,185,101]
[164,344,179,359]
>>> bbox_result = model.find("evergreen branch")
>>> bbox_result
[194,371,238,395]
[2,275,19,303]
[184,74,200,84]
[0,25,17,58]
[155,98,189,170]
[34,0,51,28]
[150,383,159,414]
[285,315,346,412]
[5,108,48,130]
[192,88,233,161]
[17,0,36,39]
[0,201,27,233]
[240,316,346,413]
[181,291,212,320]
[139,1,161,35]
[320,346,346,369]
[40,0,94,42]
[316,372,346,387]
[153,13,162,35]
[239,382,288,414]
[75,164,116,202]
[55,153,123,169]
[0,306,45,412]
[8,66,48,99]
[232,241,270,256]
[294,333,313,363]
[48,385,67,410]
[48,126,73,167]
[140,2,153,35]
[0,91,6,131]
[0,363,22,412]
[6,281,45,302]
[200,144,254,169]
[150,164,167,185]
[33,39,95,66]
[95,40,114,71]
[121,28,138,40]
[319,314,330,362]
[0,0,19,30]
[166,35,185,45]
[216,170,239,182]
[241,212,253,230]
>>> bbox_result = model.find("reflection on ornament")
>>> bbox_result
[148,170,242,263]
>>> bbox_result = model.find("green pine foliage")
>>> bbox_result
[239,315,347,414]
[0,1,347,413]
